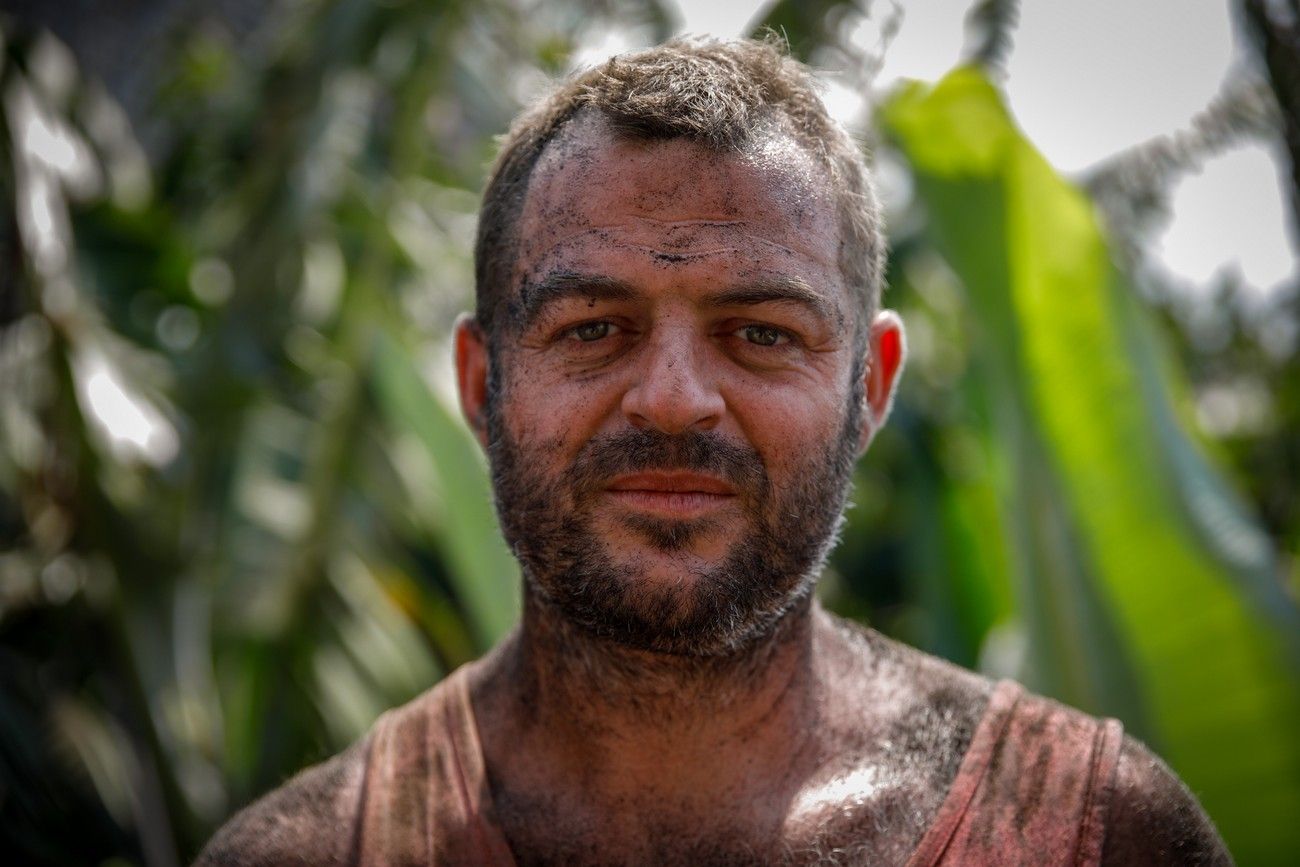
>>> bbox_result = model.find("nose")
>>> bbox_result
[621,327,725,434]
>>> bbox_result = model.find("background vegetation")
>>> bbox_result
[1,0,1297,864]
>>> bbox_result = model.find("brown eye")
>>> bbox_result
[570,321,615,342]
[739,325,787,347]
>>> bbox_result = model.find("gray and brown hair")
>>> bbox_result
[473,36,885,339]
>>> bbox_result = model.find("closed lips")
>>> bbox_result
[603,473,740,517]
[605,472,737,495]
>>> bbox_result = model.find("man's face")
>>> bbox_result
[467,117,890,656]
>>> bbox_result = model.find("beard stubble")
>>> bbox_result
[486,375,863,658]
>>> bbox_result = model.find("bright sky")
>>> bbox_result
[635,0,1297,299]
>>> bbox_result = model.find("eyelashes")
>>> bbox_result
[561,320,794,347]
[566,321,622,342]
[549,317,804,370]
[733,324,790,347]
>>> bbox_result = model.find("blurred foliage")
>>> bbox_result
[0,0,1297,865]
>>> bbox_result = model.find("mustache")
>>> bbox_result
[568,428,768,500]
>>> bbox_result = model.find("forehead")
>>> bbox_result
[510,113,843,297]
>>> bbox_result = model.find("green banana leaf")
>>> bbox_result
[370,330,519,648]
[883,67,1300,865]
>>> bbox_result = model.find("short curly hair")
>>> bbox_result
[473,36,885,338]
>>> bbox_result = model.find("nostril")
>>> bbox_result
[619,334,726,434]
[622,380,724,435]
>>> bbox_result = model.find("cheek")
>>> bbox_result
[731,377,851,472]
[497,354,618,449]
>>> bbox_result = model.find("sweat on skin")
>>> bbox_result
[194,40,1231,867]
[454,115,910,850]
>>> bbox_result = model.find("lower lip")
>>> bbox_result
[605,489,736,518]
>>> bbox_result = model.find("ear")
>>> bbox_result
[454,313,491,450]
[857,310,906,454]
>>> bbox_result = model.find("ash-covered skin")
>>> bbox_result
[486,113,862,656]
[463,116,1229,866]
[192,619,1232,866]
[194,107,1232,867]
[473,616,997,867]
[502,112,847,336]
[466,115,965,864]
[487,420,858,657]
[461,117,1230,866]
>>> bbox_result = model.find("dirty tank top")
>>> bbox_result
[349,670,1123,865]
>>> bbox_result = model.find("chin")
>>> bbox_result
[532,546,818,658]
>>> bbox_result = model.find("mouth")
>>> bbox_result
[604,471,738,518]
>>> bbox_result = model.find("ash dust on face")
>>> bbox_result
[482,118,871,658]
[487,386,862,657]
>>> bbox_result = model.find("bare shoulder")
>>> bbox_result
[817,609,995,779]
[819,608,995,718]
[819,611,1232,864]
[1100,735,1232,866]
[193,737,370,867]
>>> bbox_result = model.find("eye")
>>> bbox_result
[737,324,789,347]
[568,321,619,342]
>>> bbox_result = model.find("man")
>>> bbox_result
[198,37,1230,866]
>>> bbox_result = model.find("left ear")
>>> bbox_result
[857,310,906,454]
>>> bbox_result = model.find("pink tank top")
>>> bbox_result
[351,672,1123,865]
[904,681,1124,866]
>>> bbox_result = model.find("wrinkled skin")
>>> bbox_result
[445,115,1231,865]
[454,114,932,862]
[470,113,892,662]
[193,116,1230,867]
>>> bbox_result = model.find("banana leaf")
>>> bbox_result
[883,67,1300,865]
[370,330,519,647]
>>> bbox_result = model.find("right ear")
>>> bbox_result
[454,314,490,450]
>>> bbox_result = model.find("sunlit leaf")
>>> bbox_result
[884,67,1300,864]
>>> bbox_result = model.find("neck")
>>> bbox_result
[476,587,829,808]
[526,586,816,721]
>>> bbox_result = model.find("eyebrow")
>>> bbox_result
[703,276,844,328]
[512,270,843,330]
[514,271,638,330]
